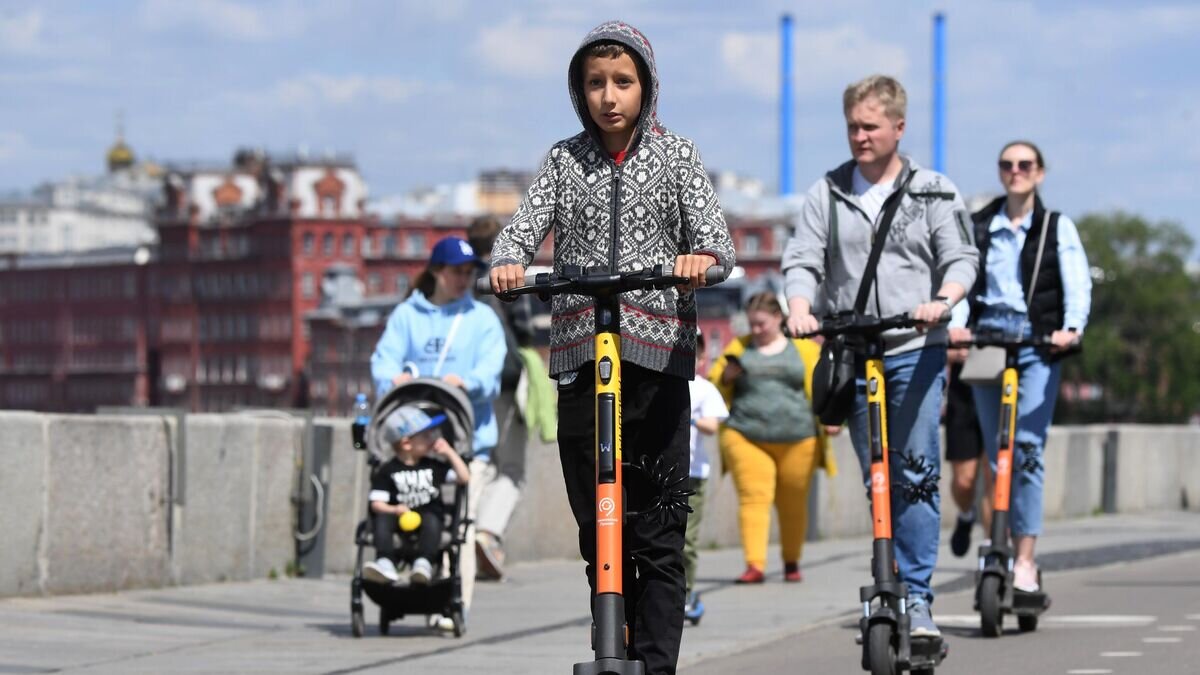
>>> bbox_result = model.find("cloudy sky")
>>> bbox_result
[1,0,1197,244]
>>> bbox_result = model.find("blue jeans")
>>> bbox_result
[848,346,946,605]
[970,311,1062,537]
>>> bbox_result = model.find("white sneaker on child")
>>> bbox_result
[410,557,433,585]
[427,613,456,632]
[363,557,399,584]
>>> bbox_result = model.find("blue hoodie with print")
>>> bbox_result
[370,290,506,455]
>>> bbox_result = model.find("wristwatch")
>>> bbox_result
[933,295,953,309]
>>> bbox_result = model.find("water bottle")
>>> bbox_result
[351,393,369,450]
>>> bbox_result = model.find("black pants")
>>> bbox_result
[557,363,690,675]
[373,508,442,562]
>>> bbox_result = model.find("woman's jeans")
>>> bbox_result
[970,311,1062,538]
[848,346,946,606]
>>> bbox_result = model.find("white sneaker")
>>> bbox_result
[1013,562,1040,593]
[427,613,456,632]
[363,557,399,584]
[410,557,433,585]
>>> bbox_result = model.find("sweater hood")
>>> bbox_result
[568,20,665,152]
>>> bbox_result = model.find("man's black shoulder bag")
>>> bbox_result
[811,171,915,426]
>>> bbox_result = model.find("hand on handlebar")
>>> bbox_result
[912,300,951,331]
[490,264,526,296]
[786,312,820,339]
[1048,329,1080,353]
[947,327,972,364]
[674,254,715,292]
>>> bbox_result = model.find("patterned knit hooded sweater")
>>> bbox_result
[491,20,736,380]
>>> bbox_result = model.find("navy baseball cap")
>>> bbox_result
[429,236,482,267]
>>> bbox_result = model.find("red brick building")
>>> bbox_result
[0,150,784,414]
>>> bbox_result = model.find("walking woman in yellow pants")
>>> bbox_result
[709,292,837,583]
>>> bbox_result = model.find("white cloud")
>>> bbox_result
[0,131,29,160]
[720,24,909,99]
[231,74,423,109]
[138,0,309,41]
[0,8,44,54]
[474,16,577,78]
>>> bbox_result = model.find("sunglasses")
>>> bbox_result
[998,159,1037,173]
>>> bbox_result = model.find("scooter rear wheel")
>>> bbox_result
[1018,614,1038,632]
[979,576,1004,638]
[867,623,897,675]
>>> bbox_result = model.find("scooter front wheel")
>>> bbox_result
[867,623,897,675]
[979,575,1004,638]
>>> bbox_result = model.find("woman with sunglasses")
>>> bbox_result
[949,140,1092,593]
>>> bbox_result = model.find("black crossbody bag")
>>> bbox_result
[811,171,915,425]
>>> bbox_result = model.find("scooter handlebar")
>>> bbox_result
[797,311,948,339]
[474,264,728,297]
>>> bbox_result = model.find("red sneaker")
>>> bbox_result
[784,562,803,583]
[735,565,765,584]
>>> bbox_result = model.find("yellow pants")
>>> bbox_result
[720,427,819,570]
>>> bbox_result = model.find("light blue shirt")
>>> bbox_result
[951,208,1092,333]
[370,290,506,454]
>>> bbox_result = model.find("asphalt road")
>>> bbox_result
[686,548,1200,674]
[2,512,1198,674]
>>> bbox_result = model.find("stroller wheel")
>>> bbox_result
[451,610,466,638]
[351,608,365,638]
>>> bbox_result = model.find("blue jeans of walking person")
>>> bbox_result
[848,346,947,606]
[970,310,1062,538]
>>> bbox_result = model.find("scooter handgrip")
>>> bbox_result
[705,265,728,286]
[474,276,495,295]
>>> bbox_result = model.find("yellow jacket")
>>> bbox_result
[707,335,838,477]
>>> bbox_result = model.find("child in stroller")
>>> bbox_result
[362,405,471,586]
[351,379,476,638]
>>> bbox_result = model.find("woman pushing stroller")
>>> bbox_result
[369,236,506,612]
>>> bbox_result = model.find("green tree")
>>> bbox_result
[1057,212,1200,423]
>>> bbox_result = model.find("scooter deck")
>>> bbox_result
[1011,588,1051,616]
[907,636,949,669]
[573,658,645,675]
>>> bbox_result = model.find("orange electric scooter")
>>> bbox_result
[964,330,1055,637]
[807,312,949,675]
[478,262,726,675]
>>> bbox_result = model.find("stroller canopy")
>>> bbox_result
[367,379,476,463]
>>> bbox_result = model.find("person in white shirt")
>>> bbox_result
[682,330,728,625]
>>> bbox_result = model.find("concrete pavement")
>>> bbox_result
[1,511,1198,674]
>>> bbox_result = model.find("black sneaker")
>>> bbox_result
[950,515,974,557]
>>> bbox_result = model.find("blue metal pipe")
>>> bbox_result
[780,14,794,196]
[932,12,946,173]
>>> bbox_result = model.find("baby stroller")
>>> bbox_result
[350,379,474,638]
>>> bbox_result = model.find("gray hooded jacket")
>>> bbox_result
[491,21,735,379]
[782,158,978,354]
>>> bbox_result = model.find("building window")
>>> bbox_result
[343,234,354,258]
[368,273,382,294]
[395,275,409,296]
[361,235,374,256]
[742,233,760,255]
[301,272,315,298]
[407,232,426,255]
[323,233,334,256]
[384,234,397,255]
[303,232,314,255]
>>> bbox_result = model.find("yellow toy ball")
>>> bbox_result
[399,510,422,532]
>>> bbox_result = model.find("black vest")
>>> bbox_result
[969,195,1064,337]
